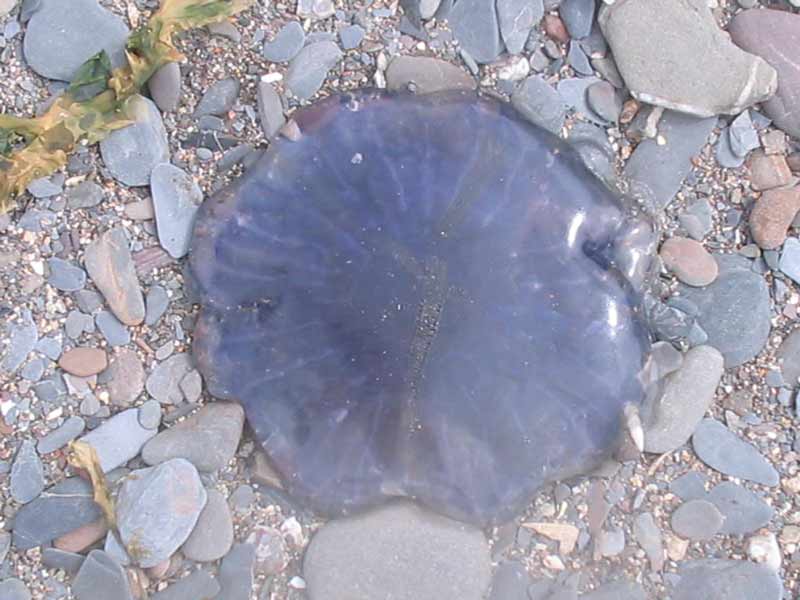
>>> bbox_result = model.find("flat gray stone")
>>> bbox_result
[37,415,85,454]
[670,499,723,540]
[632,512,663,572]
[35,335,62,361]
[27,175,63,198]
[679,254,770,367]
[557,76,609,125]
[215,543,256,600]
[0,531,10,564]
[780,237,800,284]
[692,418,779,486]
[498,0,543,55]
[10,440,44,504]
[195,78,239,117]
[152,570,220,600]
[303,501,491,600]
[144,285,169,326]
[263,21,305,62]
[95,311,130,347]
[84,227,145,326]
[599,0,776,117]
[644,345,723,454]
[673,559,783,600]
[23,0,128,81]
[386,56,476,94]
[488,561,529,600]
[257,80,285,140]
[79,407,157,472]
[67,181,105,209]
[72,550,133,600]
[150,163,202,259]
[41,548,85,575]
[560,0,594,39]
[181,489,234,562]
[669,471,707,501]
[149,62,181,113]
[339,24,365,50]
[0,579,30,600]
[116,459,207,568]
[707,481,774,535]
[146,353,193,405]
[512,76,567,135]
[778,328,800,387]
[449,0,503,64]
[142,402,244,471]
[624,110,716,210]
[100,95,169,187]
[286,41,342,100]
[47,257,86,291]
[12,477,103,550]
[138,400,162,430]
[1,310,38,375]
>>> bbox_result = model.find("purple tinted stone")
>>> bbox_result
[189,90,651,525]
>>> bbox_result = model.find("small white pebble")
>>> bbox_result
[289,576,307,589]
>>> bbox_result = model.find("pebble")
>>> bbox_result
[497,0,543,55]
[194,77,239,117]
[659,237,718,286]
[568,121,616,183]
[46,257,86,292]
[116,459,207,568]
[66,181,105,209]
[386,56,476,94]
[598,0,776,117]
[679,254,770,367]
[781,237,800,285]
[95,311,131,346]
[0,579,30,600]
[729,9,800,140]
[145,353,193,404]
[624,111,716,210]
[644,345,723,454]
[632,512,663,571]
[12,477,103,550]
[148,62,182,112]
[559,0,593,39]
[144,285,169,326]
[488,561,530,599]
[286,41,342,100]
[137,400,162,430]
[83,226,145,326]
[10,440,44,504]
[58,347,107,377]
[557,77,609,125]
[150,163,202,259]
[247,526,288,575]
[586,81,621,123]
[747,531,781,572]
[673,559,783,600]
[179,369,202,403]
[748,150,793,191]
[297,0,334,19]
[729,110,761,157]
[72,550,133,600]
[65,310,93,339]
[35,335,62,361]
[79,407,157,472]
[670,499,723,541]
[41,548,85,574]
[0,531,9,563]
[1,310,38,375]
[303,501,491,600]
[692,418,779,486]
[257,80,285,140]
[106,349,145,406]
[566,41,593,76]
[448,0,503,64]
[263,21,305,62]
[750,187,800,249]
[511,75,567,135]
[708,482,773,535]
[181,489,234,562]
[208,20,241,42]
[582,582,646,600]
[141,402,244,471]
[151,570,220,600]
[27,175,63,198]
[100,95,170,187]
[670,471,707,501]
[22,0,129,81]
[338,24,365,50]
[216,543,256,600]
[38,416,86,454]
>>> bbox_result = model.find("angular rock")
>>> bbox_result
[708,481,774,535]
[148,62,181,113]
[195,78,239,117]
[96,310,129,345]
[116,459,207,568]
[511,75,567,135]
[644,345,723,454]
[257,80,285,140]
[145,353,193,405]
[339,24,365,50]
[599,0,776,117]
[144,285,169,327]
[41,548,85,574]
[151,570,221,600]
[748,150,793,191]
[142,402,244,471]
[12,477,103,550]
[560,0,594,40]
[488,561,530,600]
[10,440,45,504]
[673,559,783,600]
[659,237,718,286]
[47,258,86,291]
[679,254,770,367]
[0,579,30,600]
[303,501,491,600]
[624,110,716,210]
[72,550,133,600]
[1,310,38,375]
[670,499,723,540]
[670,471,707,501]
[692,418,779,486]
[106,349,145,406]
[150,163,202,259]
[286,41,342,100]
[386,56,476,94]
[58,347,107,377]
[449,0,503,64]
[38,416,86,454]
[100,95,169,187]
[84,228,145,326]
[181,489,234,562]
[750,187,800,249]
[79,408,157,472]
[729,10,800,141]
[66,181,105,209]
[633,512,663,571]
[23,0,129,81]
[263,21,305,62]
[498,0,543,55]
[557,76,610,125]
[216,543,256,600]
[729,110,760,157]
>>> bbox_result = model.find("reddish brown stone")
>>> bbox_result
[659,237,719,287]
[58,347,108,377]
[543,14,569,44]
[53,519,108,553]
[749,187,800,249]
[748,150,793,191]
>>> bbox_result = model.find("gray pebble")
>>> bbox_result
[197,115,225,131]
[448,0,503,64]
[511,75,566,135]
[297,0,334,19]
[729,110,760,157]
[671,499,723,540]
[146,353,193,404]
[707,481,774,535]
[208,20,240,42]
[557,77,609,125]
[10,440,44,504]
[150,163,202,259]
[79,407,158,472]
[497,0,542,55]
[0,579,30,600]
[149,62,182,113]
[47,257,86,291]
[488,561,530,600]
[20,358,45,381]
[582,582,645,600]
[567,41,593,76]
[339,24,365,50]
[181,489,234,562]
[673,560,782,600]
[263,21,305,62]
[74,289,103,314]
[632,512,663,571]
[586,80,622,123]
[669,471,707,501]
[151,570,220,600]
[137,400,162,430]
[38,415,86,454]
[286,41,343,100]
[560,0,595,39]
[194,78,239,117]
[257,80,286,140]
[780,237,800,284]
[35,335,62,361]
[1,310,38,375]
[196,147,213,161]
[66,181,104,209]
[66,310,94,339]
[96,311,130,347]
[72,550,133,600]
[41,548,85,575]
[216,543,256,600]
[27,174,63,198]
[145,285,169,326]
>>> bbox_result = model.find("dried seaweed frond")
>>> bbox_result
[0,0,253,213]
[68,440,116,527]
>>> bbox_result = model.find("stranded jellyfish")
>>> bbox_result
[189,90,654,525]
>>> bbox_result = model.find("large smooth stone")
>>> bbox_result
[189,90,652,525]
